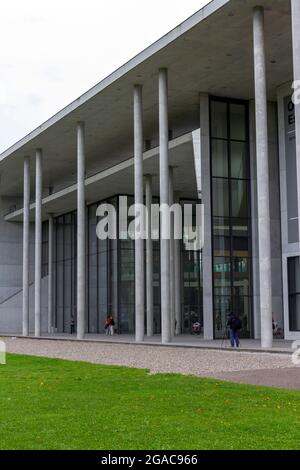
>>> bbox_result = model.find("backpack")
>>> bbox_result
[232,317,242,331]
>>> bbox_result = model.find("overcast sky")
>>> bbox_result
[0,0,210,153]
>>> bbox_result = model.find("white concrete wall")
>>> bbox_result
[0,195,48,334]
[0,276,49,334]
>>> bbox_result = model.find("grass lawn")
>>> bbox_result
[0,354,299,450]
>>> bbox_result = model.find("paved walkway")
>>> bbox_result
[2,337,300,390]
[5,333,295,354]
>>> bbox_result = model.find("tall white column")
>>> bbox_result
[134,84,145,342]
[200,93,214,340]
[174,193,181,336]
[77,122,86,340]
[159,68,171,344]
[169,166,175,337]
[48,214,54,334]
[35,149,43,338]
[22,156,30,337]
[253,7,273,349]
[145,175,154,337]
[291,0,300,242]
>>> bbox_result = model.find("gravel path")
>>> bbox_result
[2,337,299,389]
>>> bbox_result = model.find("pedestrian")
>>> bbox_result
[70,310,76,335]
[105,315,115,336]
[105,316,110,336]
[227,312,242,348]
[108,315,115,336]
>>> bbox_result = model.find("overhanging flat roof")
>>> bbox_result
[5,132,198,221]
[0,0,293,200]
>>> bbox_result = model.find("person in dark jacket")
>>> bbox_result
[227,313,241,348]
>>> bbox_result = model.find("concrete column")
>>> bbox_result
[134,85,145,342]
[249,100,261,339]
[291,0,300,242]
[22,156,30,337]
[35,149,43,338]
[159,68,171,344]
[253,7,273,348]
[174,193,181,335]
[77,122,86,340]
[200,93,214,340]
[48,214,54,334]
[145,175,154,337]
[169,166,175,337]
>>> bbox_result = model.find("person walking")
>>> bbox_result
[105,315,115,336]
[108,315,115,336]
[70,309,76,335]
[227,312,242,348]
[105,316,110,336]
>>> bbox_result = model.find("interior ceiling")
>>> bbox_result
[0,0,293,201]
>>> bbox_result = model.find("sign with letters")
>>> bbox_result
[284,96,299,244]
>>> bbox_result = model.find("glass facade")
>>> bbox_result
[55,212,77,333]
[288,257,300,332]
[46,194,203,335]
[42,222,49,278]
[181,200,203,333]
[182,250,202,333]
[39,99,254,339]
[210,98,252,339]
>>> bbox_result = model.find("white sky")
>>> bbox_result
[0,0,210,153]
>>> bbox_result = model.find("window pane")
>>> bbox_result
[56,217,64,262]
[232,220,249,256]
[288,257,300,294]
[233,258,250,296]
[213,217,230,236]
[230,103,246,141]
[232,295,251,337]
[212,140,228,177]
[214,296,232,339]
[288,257,300,331]
[232,218,249,236]
[213,236,230,256]
[213,218,231,256]
[231,180,249,218]
[211,99,251,340]
[211,101,228,139]
[212,178,229,217]
[89,205,98,255]
[289,295,300,332]
[230,142,248,179]
[213,257,231,290]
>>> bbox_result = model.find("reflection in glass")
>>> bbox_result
[54,213,77,334]
[212,178,229,217]
[181,213,203,335]
[212,140,228,177]
[230,103,246,141]
[288,257,300,331]
[231,180,248,218]
[211,101,228,139]
[210,98,251,339]
[231,142,248,179]
[214,296,232,339]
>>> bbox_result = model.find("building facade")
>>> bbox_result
[0,0,300,347]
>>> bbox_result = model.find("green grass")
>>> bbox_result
[0,354,299,450]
